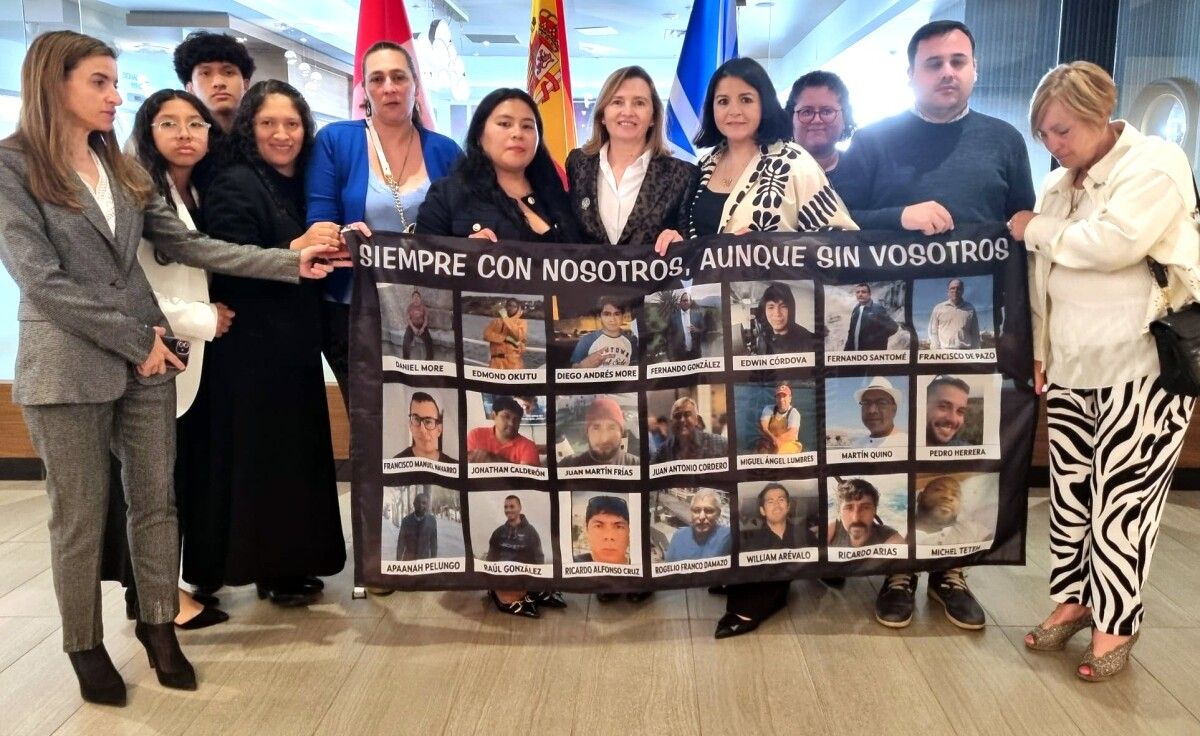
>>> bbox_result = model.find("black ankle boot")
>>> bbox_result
[67,645,127,706]
[134,622,197,690]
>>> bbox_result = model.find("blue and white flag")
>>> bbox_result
[665,0,738,161]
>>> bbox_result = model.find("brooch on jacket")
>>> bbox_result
[580,196,591,211]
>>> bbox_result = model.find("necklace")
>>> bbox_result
[367,118,418,229]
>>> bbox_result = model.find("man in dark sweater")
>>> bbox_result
[830,20,1035,633]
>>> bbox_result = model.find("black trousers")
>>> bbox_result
[726,580,790,619]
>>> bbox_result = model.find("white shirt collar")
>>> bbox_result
[912,105,971,124]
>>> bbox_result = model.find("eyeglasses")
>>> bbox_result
[794,106,841,123]
[151,119,212,136]
[859,399,896,409]
[408,413,442,430]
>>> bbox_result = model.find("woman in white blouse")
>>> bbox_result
[1008,61,1200,682]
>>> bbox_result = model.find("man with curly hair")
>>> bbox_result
[173,31,256,133]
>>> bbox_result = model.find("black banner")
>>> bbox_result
[349,225,1034,591]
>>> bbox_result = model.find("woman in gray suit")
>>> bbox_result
[0,31,342,706]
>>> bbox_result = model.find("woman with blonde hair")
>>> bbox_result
[566,65,697,248]
[0,30,339,705]
[1009,61,1200,681]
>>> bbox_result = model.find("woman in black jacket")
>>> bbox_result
[417,87,579,243]
[184,80,346,606]
[417,88,575,619]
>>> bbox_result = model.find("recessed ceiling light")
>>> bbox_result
[756,1,776,6]
[576,26,617,36]
[299,37,308,43]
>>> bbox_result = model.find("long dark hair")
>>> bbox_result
[694,57,791,149]
[456,87,570,233]
[227,79,316,180]
[130,89,219,202]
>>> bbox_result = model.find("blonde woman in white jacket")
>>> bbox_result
[103,89,234,629]
[1008,62,1200,682]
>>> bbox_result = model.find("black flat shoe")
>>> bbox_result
[489,590,539,618]
[67,645,126,706]
[525,591,568,609]
[626,591,654,603]
[134,622,197,690]
[707,585,729,595]
[302,576,325,591]
[255,583,319,608]
[595,593,619,603]
[714,612,761,639]
[175,606,230,630]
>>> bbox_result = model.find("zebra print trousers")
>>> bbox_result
[1046,374,1195,636]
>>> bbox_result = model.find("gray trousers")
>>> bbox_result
[23,375,180,652]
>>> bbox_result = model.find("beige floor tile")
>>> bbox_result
[0,542,49,599]
[570,619,701,736]
[688,617,829,736]
[0,615,58,672]
[313,615,483,735]
[899,622,1084,736]
[0,494,48,543]
[999,626,1200,735]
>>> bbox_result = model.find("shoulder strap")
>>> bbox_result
[1145,172,1199,290]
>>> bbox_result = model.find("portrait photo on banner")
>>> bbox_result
[649,487,733,574]
[914,471,999,558]
[826,474,910,561]
[824,280,910,365]
[467,490,554,577]
[381,384,460,477]
[825,375,910,463]
[912,275,998,363]
[728,279,819,370]
[561,490,644,577]
[736,479,821,567]
[549,290,642,383]
[733,380,818,469]
[640,283,725,376]
[378,283,458,375]
[646,383,730,477]
[459,291,547,383]
[380,484,465,574]
[555,392,640,479]
[915,373,1004,460]
[465,391,548,479]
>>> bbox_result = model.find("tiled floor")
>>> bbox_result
[2,481,1199,736]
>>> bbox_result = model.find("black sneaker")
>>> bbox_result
[874,573,917,628]
[928,568,985,630]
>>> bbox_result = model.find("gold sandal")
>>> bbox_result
[1077,632,1139,682]
[1024,613,1093,651]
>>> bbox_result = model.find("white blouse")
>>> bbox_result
[596,143,652,245]
[78,149,116,235]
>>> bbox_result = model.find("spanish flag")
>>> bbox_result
[527,0,576,168]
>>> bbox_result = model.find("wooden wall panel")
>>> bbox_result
[0,382,350,460]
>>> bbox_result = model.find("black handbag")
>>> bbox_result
[1146,174,1200,396]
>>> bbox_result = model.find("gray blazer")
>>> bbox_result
[0,144,301,406]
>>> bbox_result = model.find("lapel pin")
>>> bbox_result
[581,196,591,210]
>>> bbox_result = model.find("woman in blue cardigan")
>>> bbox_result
[307,41,463,400]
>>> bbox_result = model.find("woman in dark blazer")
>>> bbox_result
[566,66,697,248]
[183,80,347,607]
[0,31,338,706]
[417,87,579,244]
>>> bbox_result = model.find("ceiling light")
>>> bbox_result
[576,26,617,36]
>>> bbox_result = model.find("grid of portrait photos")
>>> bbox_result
[368,243,1020,589]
